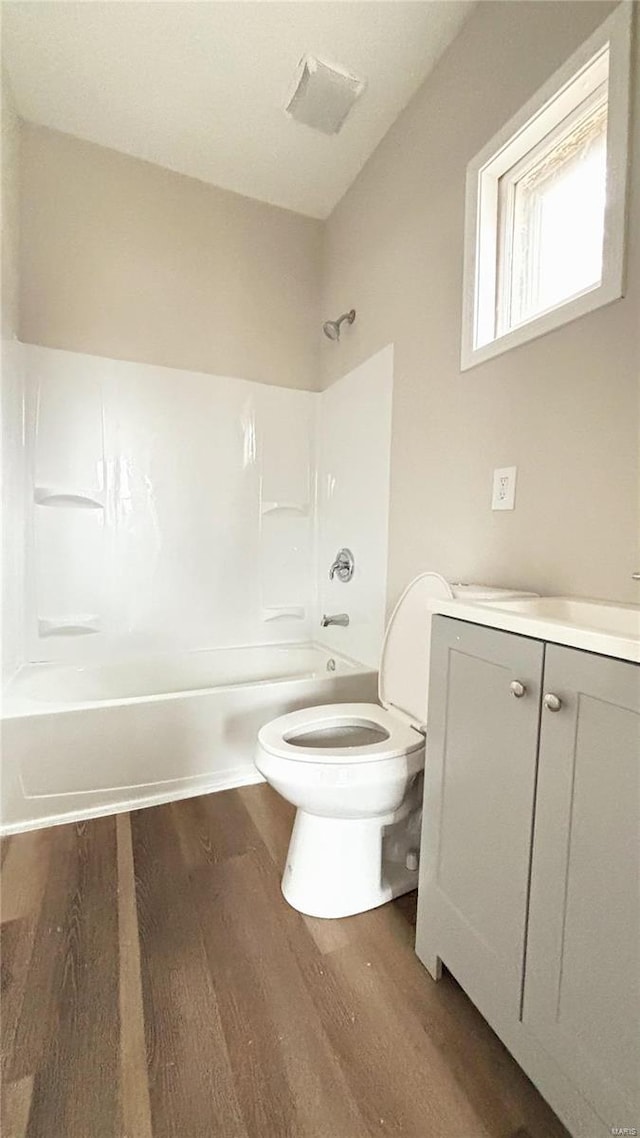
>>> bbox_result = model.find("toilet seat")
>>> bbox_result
[258,702,424,763]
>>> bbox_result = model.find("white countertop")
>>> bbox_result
[429,596,640,665]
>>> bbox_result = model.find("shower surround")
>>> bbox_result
[1,343,393,831]
[20,344,317,663]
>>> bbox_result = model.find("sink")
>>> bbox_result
[479,596,640,639]
[431,594,640,663]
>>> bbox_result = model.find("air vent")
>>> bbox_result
[285,55,366,135]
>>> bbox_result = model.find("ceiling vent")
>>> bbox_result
[285,55,366,135]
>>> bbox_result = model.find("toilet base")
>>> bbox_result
[281,805,421,919]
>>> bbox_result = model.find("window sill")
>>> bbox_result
[460,276,625,372]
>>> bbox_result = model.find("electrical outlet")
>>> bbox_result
[492,466,517,510]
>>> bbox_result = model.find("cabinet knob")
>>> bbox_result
[543,692,562,712]
[510,680,526,698]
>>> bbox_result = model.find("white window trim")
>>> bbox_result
[460,1,633,372]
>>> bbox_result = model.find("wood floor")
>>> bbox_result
[1,784,568,1138]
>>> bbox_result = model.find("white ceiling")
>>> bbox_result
[2,1,474,218]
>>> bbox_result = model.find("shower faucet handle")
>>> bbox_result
[329,548,355,582]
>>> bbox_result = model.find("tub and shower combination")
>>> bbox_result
[1,644,377,833]
[1,343,393,834]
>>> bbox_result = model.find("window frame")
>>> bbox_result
[495,81,608,336]
[460,2,632,372]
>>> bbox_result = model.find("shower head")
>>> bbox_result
[322,309,356,341]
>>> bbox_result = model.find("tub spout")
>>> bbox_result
[321,613,349,628]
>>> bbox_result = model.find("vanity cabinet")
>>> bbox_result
[524,644,639,1130]
[416,617,640,1138]
[415,620,544,1025]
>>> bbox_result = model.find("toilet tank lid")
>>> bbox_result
[378,572,453,730]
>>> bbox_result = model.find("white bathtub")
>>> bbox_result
[0,644,377,834]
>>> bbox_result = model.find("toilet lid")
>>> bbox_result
[379,572,453,730]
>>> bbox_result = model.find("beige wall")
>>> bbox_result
[19,124,322,390]
[2,72,25,681]
[1,71,20,341]
[322,1,640,606]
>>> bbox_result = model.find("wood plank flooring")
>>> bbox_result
[1,785,569,1138]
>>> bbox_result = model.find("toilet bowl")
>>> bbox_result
[255,571,536,919]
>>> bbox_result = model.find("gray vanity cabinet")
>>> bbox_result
[415,618,544,1038]
[416,616,640,1137]
[523,644,640,1129]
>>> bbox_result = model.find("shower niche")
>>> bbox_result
[257,388,313,625]
[30,366,107,643]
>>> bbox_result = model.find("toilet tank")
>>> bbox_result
[378,574,538,731]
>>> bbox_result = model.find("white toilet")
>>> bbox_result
[255,572,535,919]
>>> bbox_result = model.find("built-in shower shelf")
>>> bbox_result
[260,501,309,517]
[38,616,101,638]
[261,606,305,622]
[34,487,104,510]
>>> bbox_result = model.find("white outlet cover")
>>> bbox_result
[492,466,517,510]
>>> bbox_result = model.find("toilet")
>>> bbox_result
[255,572,535,919]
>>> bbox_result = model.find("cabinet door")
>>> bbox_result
[524,645,640,1130]
[416,618,544,1036]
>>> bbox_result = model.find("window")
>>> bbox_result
[461,3,632,370]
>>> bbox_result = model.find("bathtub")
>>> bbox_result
[0,643,377,834]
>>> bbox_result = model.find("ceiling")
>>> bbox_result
[2,1,474,219]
